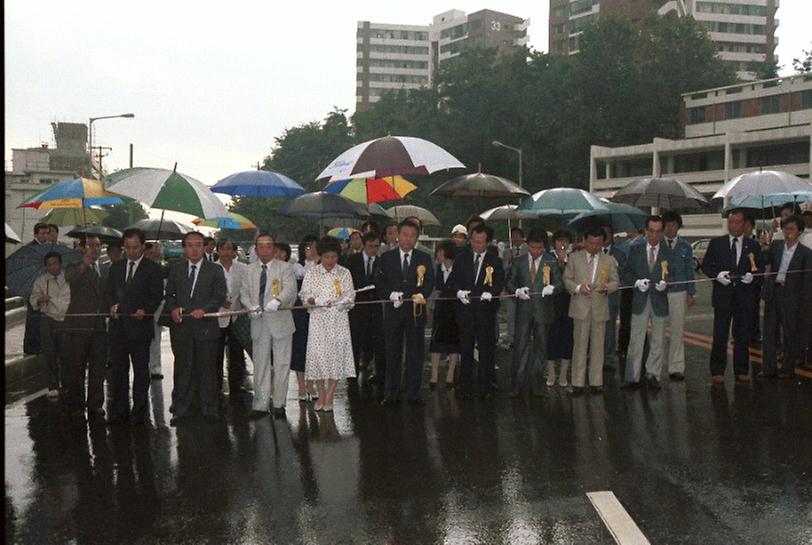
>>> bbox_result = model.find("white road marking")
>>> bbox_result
[587,491,651,545]
[9,388,48,407]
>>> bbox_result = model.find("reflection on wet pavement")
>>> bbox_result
[5,341,812,544]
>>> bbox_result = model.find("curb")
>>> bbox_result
[6,354,41,385]
[6,307,27,328]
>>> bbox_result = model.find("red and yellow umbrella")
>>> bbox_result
[323,176,416,204]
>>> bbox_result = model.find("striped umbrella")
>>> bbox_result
[327,227,360,239]
[193,213,257,230]
[324,176,417,204]
[19,177,127,211]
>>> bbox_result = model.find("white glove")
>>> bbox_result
[480,291,493,302]
[336,296,352,312]
[716,271,731,286]
[635,279,650,293]
[314,296,328,307]
[390,291,403,309]
[514,287,531,300]
[457,290,471,305]
[655,280,667,292]
[249,304,262,319]
[542,285,555,297]
[741,272,754,285]
[264,299,281,312]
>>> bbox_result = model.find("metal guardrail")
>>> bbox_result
[5,296,24,311]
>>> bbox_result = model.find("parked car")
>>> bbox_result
[691,238,711,271]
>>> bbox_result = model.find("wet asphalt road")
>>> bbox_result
[5,283,812,545]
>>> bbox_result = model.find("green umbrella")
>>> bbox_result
[42,207,109,226]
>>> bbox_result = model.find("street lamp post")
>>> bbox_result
[88,113,134,178]
[493,140,524,227]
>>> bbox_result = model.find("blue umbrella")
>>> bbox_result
[516,187,609,219]
[212,170,305,197]
[6,243,83,298]
[568,199,647,233]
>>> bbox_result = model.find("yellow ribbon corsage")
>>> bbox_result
[272,278,280,298]
[484,265,494,287]
[416,264,426,288]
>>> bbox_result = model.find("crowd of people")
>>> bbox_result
[20,204,812,425]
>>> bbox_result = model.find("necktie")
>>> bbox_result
[90,262,97,276]
[668,239,674,249]
[731,237,738,261]
[402,253,410,277]
[127,261,135,283]
[530,256,537,284]
[648,246,656,271]
[188,264,197,297]
[473,253,481,283]
[603,247,609,255]
[366,257,373,280]
[259,264,267,307]
[588,254,596,283]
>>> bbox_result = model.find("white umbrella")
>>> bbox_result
[713,170,812,208]
[5,223,22,244]
[480,204,520,221]
[317,136,465,182]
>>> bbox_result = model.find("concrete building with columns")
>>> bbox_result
[589,74,812,238]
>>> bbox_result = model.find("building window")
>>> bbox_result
[760,95,781,115]
[688,107,706,124]
[570,0,594,16]
[801,90,812,110]
[724,101,742,119]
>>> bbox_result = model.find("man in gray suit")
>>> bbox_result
[759,215,812,378]
[506,229,560,397]
[622,215,672,390]
[164,231,227,425]
[240,232,297,418]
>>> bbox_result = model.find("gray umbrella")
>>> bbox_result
[386,205,441,227]
[6,242,83,298]
[429,170,530,198]
[66,225,123,244]
[611,177,709,209]
[277,192,369,220]
[126,218,193,240]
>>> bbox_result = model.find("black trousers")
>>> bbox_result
[110,336,151,421]
[171,331,219,418]
[459,307,497,394]
[383,310,425,401]
[617,289,633,355]
[39,317,64,390]
[350,306,386,377]
[217,322,247,392]
[24,302,41,354]
[763,287,801,373]
[710,302,752,376]
[64,330,108,412]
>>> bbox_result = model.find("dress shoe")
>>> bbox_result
[570,386,586,396]
[272,407,286,418]
[248,409,270,419]
[445,381,455,390]
[46,389,60,400]
[322,404,334,413]
[711,374,725,385]
[428,382,437,391]
[590,386,604,395]
[669,372,685,381]
[757,370,777,379]
[621,381,640,390]
[408,398,425,406]
[735,374,751,384]
[151,373,164,380]
[379,399,399,407]
[646,376,661,390]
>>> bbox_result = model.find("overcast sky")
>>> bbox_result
[5,1,811,189]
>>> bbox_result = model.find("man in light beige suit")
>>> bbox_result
[564,226,619,394]
[240,233,297,418]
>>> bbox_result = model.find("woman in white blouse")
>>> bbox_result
[299,237,356,412]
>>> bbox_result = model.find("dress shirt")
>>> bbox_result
[441,263,452,283]
[728,234,743,264]
[187,259,203,297]
[473,251,486,281]
[776,241,798,284]
[217,260,236,293]
[126,255,144,280]
[363,253,376,277]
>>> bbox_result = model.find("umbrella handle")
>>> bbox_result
[157,210,165,241]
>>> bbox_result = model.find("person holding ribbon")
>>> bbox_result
[701,209,765,385]
[621,215,673,391]
[447,223,506,399]
[506,228,559,398]
[375,219,435,406]
[240,232,297,419]
[300,236,356,412]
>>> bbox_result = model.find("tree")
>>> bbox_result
[101,201,148,229]
[792,47,812,73]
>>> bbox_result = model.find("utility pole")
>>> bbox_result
[94,146,112,178]
[129,143,134,168]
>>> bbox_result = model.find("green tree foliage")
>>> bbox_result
[101,201,148,229]
[792,47,812,73]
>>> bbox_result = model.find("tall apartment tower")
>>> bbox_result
[548,0,778,80]
[356,9,529,111]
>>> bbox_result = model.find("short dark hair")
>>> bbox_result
[79,234,101,247]
[349,231,362,240]
[316,236,341,256]
[552,229,573,244]
[360,220,380,233]
[662,210,683,229]
[384,223,398,233]
[465,215,485,231]
[204,236,215,244]
[435,239,454,261]
[34,222,49,235]
[645,215,664,230]
[145,242,154,252]
[255,232,274,244]
[48,224,59,233]
[510,227,525,237]
[397,219,420,233]
[181,231,205,247]
[43,251,62,266]
[362,231,380,244]
[727,208,747,221]
[584,226,606,240]
[526,228,548,246]
[601,224,614,237]
[216,238,234,251]
[403,216,423,231]
[780,202,799,214]
[275,241,292,261]
[122,227,146,244]
[107,240,122,250]
[781,214,804,232]
[801,210,812,217]
[470,223,494,242]
[298,234,319,265]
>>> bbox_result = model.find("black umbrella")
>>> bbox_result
[429,168,530,198]
[126,218,193,240]
[611,177,709,210]
[66,225,123,244]
[367,203,394,222]
[278,192,369,236]
[6,243,83,298]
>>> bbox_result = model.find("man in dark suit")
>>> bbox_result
[447,224,506,398]
[375,219,435,405]
[104,228,164,425]
[23,222,52,355]
[701,209,765,384]
[621,215,672,390]
[347,231,386,382]
[601,225,626,370]
[63,234,110,419]
[164,231,227,424]
[759,215,812,378]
